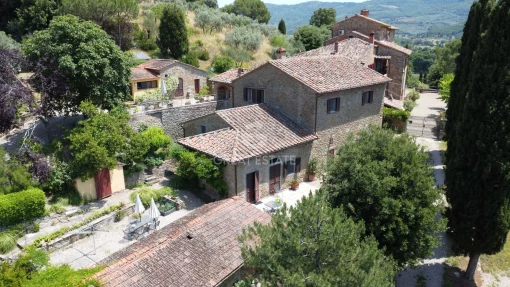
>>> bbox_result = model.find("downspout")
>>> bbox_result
[234,164,238,196]
[314,93,319,134]
[231,86,235,107]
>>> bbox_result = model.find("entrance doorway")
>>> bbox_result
[176,78,184,98]
[95,168,112,199]
[269,160,281,194]
[246,171,259,202]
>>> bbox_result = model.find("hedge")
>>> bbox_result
[0,188,46,226]
[383,107,411,121]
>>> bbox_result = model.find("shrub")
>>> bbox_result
[211,55,235,73]
[141,127,172,153]
[404,100,417,112]
[198,85,211,96]
[408,90,421,101]
[0,226,23,254]
[0,188,46,227]
[130,187,177,207]
[180,52,200,68]
[32,223,40,233]
[225,26,263,51]
[195,49,210,61]
[383,107,411,121]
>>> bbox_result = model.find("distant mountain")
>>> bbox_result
[266,0,474,36]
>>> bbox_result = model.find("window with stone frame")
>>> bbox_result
[327,97,340,114]
[137,80,158,90]
[243,88,265,103]
[283,157,301,178]
[361,91,374,105]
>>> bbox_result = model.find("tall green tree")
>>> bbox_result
[426,39,461,86]
[309,8,336,27]
[156,5,189,59]
[445,0,510,281]
[22,15,132,117]
[438,73,454,103]
[0,147,33,194]
[232,0,270,24]
[7,0,61,40]
[278,18,286,35]
[239,192,396,286]
[293,24,330,51]
[324,126,445,268]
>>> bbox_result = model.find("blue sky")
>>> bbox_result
[218,0,366,8]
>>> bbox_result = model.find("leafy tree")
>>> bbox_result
[231,0,270,24]
[111,0,138,49]
[211,55,235,73]
[225,26,263,51]
[438,73,454,103]
[309,8,336,27]
[293,25,330,51]
[23,15,132,117]
[323,125,445,268]
[0,147,33,194]
[7,0,61,40]
[0,49,34,133]
[239,191,396,286]
[446,0,510,281]
[156,5,189,59]
[426,39,461,86]
[68,102,149,179]
[0,0,22,32]
[278,18,286,34]
[180,52,200,68]
[222,47,251,67]
[409,47,435,74]
[0,32,21,50]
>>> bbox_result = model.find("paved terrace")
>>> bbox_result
[253,180,322,212]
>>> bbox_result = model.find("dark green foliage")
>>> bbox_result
[7,0,61,40]
[0,188,46,227]
[445,0,510,280]
[195,49,210,61]
[23,15,132,116]
[426,39,461,86]
[293,25,330,51]
[129,186,176,207]
[0,147,33,194]
[180,52,200,68]
[278,18,286,34]
[0,0,22,32]
[383,107,411,121]
[239,191,396,286]
[68,102,149,180]
[0,32,21,50]
[141,126,172,168]
[221,47,252,67]
[324,126,445,267]
[232,0,270,24]
[410,47,435,74]
[156,5,189,59]
[42,160,75,196]
[211,55,235,73]
[309,8,336,27]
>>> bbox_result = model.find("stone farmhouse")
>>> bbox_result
[130,59,207,101]
[209,68,251,105]
[95,197,270,287]
[321,9,412,106]
[177,55,390,201]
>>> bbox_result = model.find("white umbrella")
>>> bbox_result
[148,198,160,222]
[161,78,167,95]
[134,194,145,221]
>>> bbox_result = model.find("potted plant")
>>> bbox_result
[289,178,300,190]
[307,157,319,181]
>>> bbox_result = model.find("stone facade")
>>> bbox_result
[182,113,230,137]
[161,63,207,99]
[378,45,408,100]
[231,64,317,131]
[330,14,396,42]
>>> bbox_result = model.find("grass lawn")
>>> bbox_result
[480,234,510,277]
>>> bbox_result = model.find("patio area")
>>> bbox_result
[253,180,322,213]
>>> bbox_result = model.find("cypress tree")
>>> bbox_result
[278,18,286,35]
[156,5,189,59]
[446,0,510,281]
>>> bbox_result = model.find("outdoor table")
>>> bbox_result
[264,200,282,214]
[124,216,151,240]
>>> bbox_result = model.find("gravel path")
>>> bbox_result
[396,93,449,287]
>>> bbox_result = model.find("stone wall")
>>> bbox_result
[312,84,385,162]
[162,63,207,99]
[331,15,395,41]
[182,113,230,137]
[231,64,317,131]
[378,45,408,100]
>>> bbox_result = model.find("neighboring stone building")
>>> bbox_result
[209,68,251,109]
[130,59,207,101]
[179,55,390,201]
[94,197,271,287]
[323,9,412,105]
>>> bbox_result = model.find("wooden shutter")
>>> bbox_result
[362,93,366,105]
[254,171,260,202]
[295,158,301,173]
[369,91,373,103]
[243,88,247,101]
[283,161,288,178]
[327,99,332,114]
[252,89,257,103]
[335,98,340,111]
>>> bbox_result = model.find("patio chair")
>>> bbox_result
[123,228,135,240]
[148,219,160,230]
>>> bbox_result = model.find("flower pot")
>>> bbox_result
[419,88,424,93]
[290,183,299,190]
[308,173,316,181]
[199,98,204,102]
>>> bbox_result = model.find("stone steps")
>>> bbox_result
[145,176,160,185]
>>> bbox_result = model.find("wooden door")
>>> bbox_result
[246,171,259,202]
[95,168,112,200]
[269,164,281,194]
[176,78,184,98]
[194,79,200,93]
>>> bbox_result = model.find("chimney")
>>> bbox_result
[237,68,244,77]
[369,31,375,44]
[334,42,339,54]
[345,16,348,19]
[360,9,369,17]
[276,47,287,59]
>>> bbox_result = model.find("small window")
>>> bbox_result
[327,98,340,114]
[136,80,158,90]
[244,88,264,103]
[269,158,280,165]
[338,30,345,36]
[284,157,301,176]
[362,91,374,105]
[200,126,206,134]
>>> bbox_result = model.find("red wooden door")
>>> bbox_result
[95,168,112,199]
[194,79,200,93]
[176,78,184,98]
[269,164,281,194]
[246,171,259,202]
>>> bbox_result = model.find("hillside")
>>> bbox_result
[267,0,474,36]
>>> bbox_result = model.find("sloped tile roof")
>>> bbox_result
[332,14,398,30]
[210,68,252,84]
[178,104,317,163]
[268,55,391,93]
[350,31,412,55]
[136,59,178,71]
[384,97,404,110]
[130,68,159,81]
[294,38,373,63]
[94,197,271,287]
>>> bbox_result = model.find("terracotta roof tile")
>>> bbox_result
[350,31,412,55]
[136,59,178,71]
[294,38,373,63]
[130,68,159,81]
[268,55,391,93]
[210,68,252,84]
[178,104,317,163]
[94,197,271,287]
[332,14,398,30]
